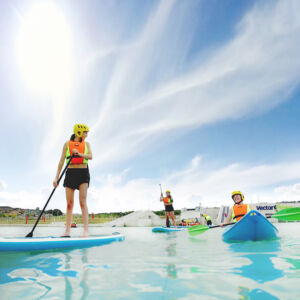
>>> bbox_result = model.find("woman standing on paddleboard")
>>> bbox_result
[53,124,93,237]
[160,190,177,228]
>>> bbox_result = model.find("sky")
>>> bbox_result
[1,0,300,213]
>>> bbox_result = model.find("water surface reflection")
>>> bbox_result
[229,240,283,283]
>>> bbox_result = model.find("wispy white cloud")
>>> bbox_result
[20,0,300,174]
[274,182,300,201]
[2,156,300,212]
[71,0,300,168]
[3,0,300,213]
[84,156,300,213]
[0,179,7,191]
[0,189,45,209]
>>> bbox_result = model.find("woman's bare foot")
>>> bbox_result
[81,231,89,238]
[62,231,70,237]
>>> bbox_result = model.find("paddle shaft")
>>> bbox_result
[209,214,278,229]
[26,154,75,237]
[159,184,171,227]
[199,213,283,230]
[159,184,163,195]
[189,208,300,236]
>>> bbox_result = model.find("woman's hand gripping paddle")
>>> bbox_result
[188,207,300,236]
[26,154,75,237]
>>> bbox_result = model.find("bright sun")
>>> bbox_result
[16,2,73,95]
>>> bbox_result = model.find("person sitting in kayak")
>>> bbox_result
[221,191,251,226]
[160,190,176,228]
[201,213,212,226]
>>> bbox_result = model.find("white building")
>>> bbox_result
[181,206,219,224]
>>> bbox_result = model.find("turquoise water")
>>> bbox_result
[0,223,300,299]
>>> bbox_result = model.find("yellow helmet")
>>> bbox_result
[203,214,207,217]
[166,190,171,193]
[232,190,244,201]
[74,124,89,138]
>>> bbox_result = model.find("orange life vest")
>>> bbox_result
[232,204,250,222]
[164,197,172,204]
[66,141,87,164]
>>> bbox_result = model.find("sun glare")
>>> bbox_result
[16,3,73,95]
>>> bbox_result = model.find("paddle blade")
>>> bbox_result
[188,225,210,236]
[272,207,300,221]
[26,232,33,238]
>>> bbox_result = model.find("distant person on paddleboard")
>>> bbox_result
[221,191,251,226]
[53,124,93,237]
[160,190,176,228]
[201,214,212,226]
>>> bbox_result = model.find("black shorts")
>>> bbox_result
[165,205,174,212]
[207,220,212,226]
[63,167,90,190]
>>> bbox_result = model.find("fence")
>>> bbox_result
[0,215,117,225]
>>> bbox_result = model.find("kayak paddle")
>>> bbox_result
[26,154,75,238]
[188,207,300,236]
[268,207,300,222]
[188,223,234,236]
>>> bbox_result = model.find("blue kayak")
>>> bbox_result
[223,210,278,242]
[152,227,185,233]
[0,233,125,251]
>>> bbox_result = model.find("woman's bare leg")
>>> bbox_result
[165,212,170,227]
[170,212,176,227]
[79,183,89,237]
[64,187,74,236]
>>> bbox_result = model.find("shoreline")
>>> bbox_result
[0,223,107,227]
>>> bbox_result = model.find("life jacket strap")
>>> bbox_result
[232,214,245,220]
[66,155,80,159]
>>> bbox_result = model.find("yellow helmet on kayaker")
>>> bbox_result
[74,124,89,138]
[166,190,171,193]
[232,190,244,201]
[203,214,207,217]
